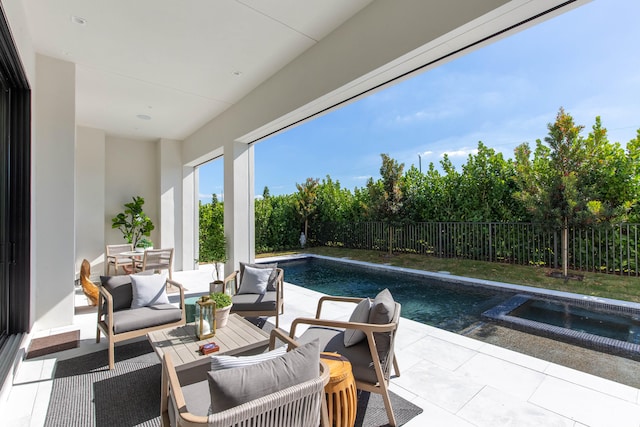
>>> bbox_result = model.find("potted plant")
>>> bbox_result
[135,237,154,252]
[209,292,233,328]
[112,196,155,247]
[199,198,227,283]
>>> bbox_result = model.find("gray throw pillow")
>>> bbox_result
[240,262,278,291]
[99,275,133,311]
[344,297,372,347]
[207,339,320,413]
[237,265,272,295]
[130,272,169,308]
[210,345,286,371]
[368,288,396,358]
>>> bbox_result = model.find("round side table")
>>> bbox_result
[320,352,357,427]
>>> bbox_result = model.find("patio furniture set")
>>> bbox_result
[93,256,402,426]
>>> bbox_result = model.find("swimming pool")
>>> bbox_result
[277,255,640,359]
[279,257,515,333]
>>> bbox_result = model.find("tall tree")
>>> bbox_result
[295,177,319,239]
[368,154,404,253]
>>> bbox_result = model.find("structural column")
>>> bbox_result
[223,140,254,272]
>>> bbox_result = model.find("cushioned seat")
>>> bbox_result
[110,304,182,334]
[230,291,278,312]
[297,326,379,384]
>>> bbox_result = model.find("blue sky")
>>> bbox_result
[199,0,640,201]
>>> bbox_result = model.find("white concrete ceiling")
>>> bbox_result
[22,0,373,141]
[21,0,588,143]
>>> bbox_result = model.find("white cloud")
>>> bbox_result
[442,148,478,158]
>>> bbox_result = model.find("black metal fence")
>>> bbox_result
[312,222,640,276]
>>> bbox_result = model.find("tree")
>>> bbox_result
[367,154,404,254]
[199,195,226,280]
[111,196,155,247]
[295,177,319,239]
[514,108,597,277]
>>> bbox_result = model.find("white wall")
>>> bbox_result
[104,136,159,248]
[75,126,106,280]
[158,139,185,269]
[33,54,76,330]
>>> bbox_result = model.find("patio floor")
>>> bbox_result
[4,264,640,427]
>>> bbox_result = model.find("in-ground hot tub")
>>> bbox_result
[483,294,640,360]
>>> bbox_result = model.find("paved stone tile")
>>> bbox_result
[394,360,484,413]
[405,397,476,427]
[530,376,640,427]
[455,352,546,401]
[457,386,574,427]
[476,341,551,373]
[403,335,478,371]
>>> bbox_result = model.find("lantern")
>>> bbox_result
[195,295,216,340]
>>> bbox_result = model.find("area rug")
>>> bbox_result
[45,336,422,427]
[27,330,79,359]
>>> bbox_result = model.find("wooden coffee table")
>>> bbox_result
[147,313,270,368]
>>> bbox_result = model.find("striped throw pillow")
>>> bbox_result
[210,345,287,371]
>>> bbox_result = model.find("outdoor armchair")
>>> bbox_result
[224,263,284,328]
[290,290,401,426]
[160,328,330,427]
[96,273,185,369]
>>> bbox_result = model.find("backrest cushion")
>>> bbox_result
[237,265,272,295]
[343,297,372,347]
[210,345,286,371]
[100,275,133,311]
[130,272,170,308]
[240,262,278,291]
[368,288,396,358]
[207,339,320,413]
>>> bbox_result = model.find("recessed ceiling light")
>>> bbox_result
[232,71,242,76]
[71,15,87,26]
[136,114,152,120]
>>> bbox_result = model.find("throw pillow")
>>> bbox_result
[210,345,287,371]
[99,275,133,311]
[130,272,169,308]
[368,288,396,358]
[237,265,272,295]
[207,339,319,413]
[240,262,278,291]
[343,297,372,347]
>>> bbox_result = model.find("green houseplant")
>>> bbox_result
[136,237,154,252]
[209,292,233,328]
[112,196,155,247]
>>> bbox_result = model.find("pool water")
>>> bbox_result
[280,257,514,333]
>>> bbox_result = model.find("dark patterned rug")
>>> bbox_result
[45,325,421,426]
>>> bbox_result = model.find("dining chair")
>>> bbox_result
[105,243,134,275]
[134,248,174,279]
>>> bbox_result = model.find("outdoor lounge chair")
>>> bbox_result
[290,289,402,426]
[97,273,185,369]
[134,247,174,279]
[224,263,284,328]
[160,328,330,427]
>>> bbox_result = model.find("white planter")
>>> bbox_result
[215,304,232,328]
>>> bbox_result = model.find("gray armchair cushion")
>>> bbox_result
[299,326,378,384]
[344,297,372,347]
[231,291,277,311]
[100,275,133,311]
[240,262,278,291]
[130,272,169,308]
[181,380,211,417]
[207,339,319,413]
[110,304,182,334]
[369,288,395,356]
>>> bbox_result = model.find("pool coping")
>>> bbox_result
[262,253,640,312]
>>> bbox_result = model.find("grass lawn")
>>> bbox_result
[258,246,640,303]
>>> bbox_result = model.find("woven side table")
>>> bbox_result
[321,352,357,427]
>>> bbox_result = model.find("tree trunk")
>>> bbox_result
[562,217,568,278]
